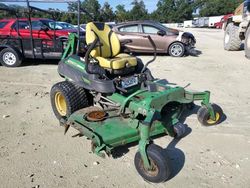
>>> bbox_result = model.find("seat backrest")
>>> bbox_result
[86,22,120,58]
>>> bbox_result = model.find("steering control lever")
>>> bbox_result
[141,35,157,73]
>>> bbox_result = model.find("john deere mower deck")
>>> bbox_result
[50,22,223,183]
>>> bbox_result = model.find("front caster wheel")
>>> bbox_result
[134,144,170,183]
[197,104,223,126]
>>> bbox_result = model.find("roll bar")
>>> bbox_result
[1,0,86,57]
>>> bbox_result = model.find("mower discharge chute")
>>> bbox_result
[50,22,223,183]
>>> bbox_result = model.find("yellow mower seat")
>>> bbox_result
[86,22,137,71]
[95,53,137,70]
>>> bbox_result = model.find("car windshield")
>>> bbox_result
[154,22,169,31]
[0,21,8,29]
[40,20,57,29]
[57,22,75,29]
[40,20,74,30]
[153,22,179,34]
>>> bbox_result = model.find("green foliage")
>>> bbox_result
[0,3,25,18]
[0,3,11,18]
[67,0,101,23]
[101,2,115,22]
[129,0,148,20]
[196,0,244,17]
[83,0,101,21]
[154,0,193,23]
[115,4,129,22]
[0,0,246,24]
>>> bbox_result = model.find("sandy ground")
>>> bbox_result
[0,28,250,188]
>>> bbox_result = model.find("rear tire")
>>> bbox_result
[168,42,185,57]
[244,26,250,59]
[0,48,22,67]
[50,81,89,121]
[224,23,241,51]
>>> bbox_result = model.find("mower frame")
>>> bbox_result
[66,83,212,170]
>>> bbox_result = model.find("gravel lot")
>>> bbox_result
[0,28,250,188]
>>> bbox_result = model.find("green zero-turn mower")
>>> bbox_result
[50,22,224,183]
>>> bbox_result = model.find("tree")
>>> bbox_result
[174,0,193,22]
[0,3,13,19]
[68,0,101,23]
[197,0,244,17]
[155,0,174,22]
[82,0,101,21]
[155,0,193,23]
[101,2,115,22]
[1,0,245,24]
[149,10,159,21]
[0,3,27,19]
[115,4,129,22]
[129,0,148,20]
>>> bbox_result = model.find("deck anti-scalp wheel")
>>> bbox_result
[50,81,90,121]
[197,104,223,126]
[186,102,195,110]
[134,144,170,183]
[173,122,186,138]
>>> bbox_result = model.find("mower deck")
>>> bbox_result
[68,106,170,154]
[67,85,210,157]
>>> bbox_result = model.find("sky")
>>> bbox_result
[3,0,158,13]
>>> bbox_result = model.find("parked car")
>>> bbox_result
[57,22,75,29]
[80,23,86,32]
[105,22,116,28]
[112,20,196,57]
[0,18,85,67]
[214,14,234,29]
[53,21,85,31]
[80,22,115,32]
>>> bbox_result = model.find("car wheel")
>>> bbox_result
[0,48,22,67]
[168,42,185,57]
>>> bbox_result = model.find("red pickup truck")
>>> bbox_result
[0,18,84,67]
[214,14,234,29]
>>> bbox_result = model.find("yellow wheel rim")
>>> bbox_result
[55,92,67,116]
[207,112,220,125]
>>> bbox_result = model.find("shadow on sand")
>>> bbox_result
[20,59,59,67]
